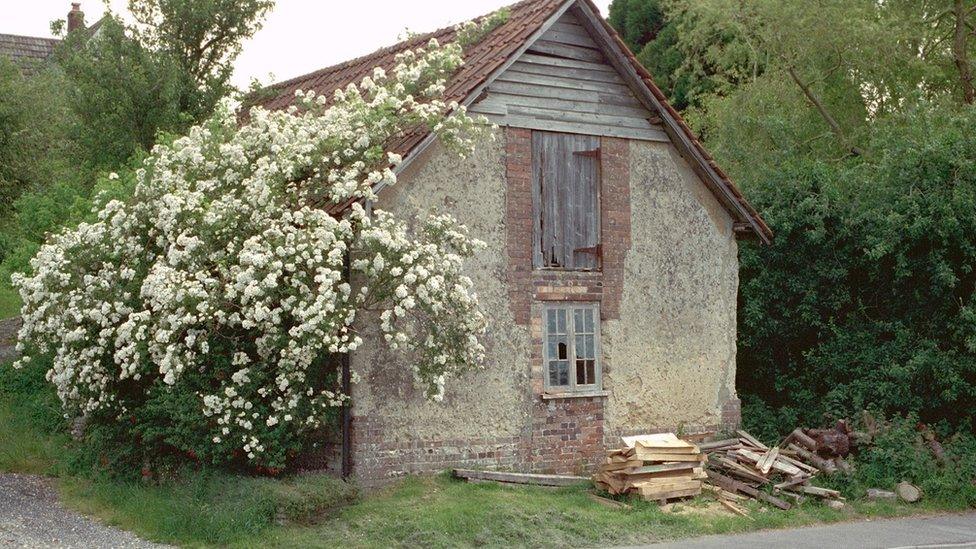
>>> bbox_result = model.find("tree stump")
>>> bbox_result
[895,482,922,503]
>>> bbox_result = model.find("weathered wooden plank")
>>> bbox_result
[737,430,769,450]
[453,469,588,487]
[508,60,627,85]
[517,52,616,73]
[527,39,606,63]
[706,470,792,510]
[530,132,600,270]
[495,71,633,95]
[479,113,670,142]
[549,20,591,38]
[541,27,600,48]
[550,20,588,36]
[506,104,655,130]
[485,80,645,108]
[699,438,741,451]
[468,100,506,116]
[474,92,651,119]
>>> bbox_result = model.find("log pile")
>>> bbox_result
[701,429,847,511]
[592,433,707,501]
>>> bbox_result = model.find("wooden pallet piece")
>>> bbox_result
[454,469,588,487]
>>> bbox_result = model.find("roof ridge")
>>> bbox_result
[0,33,61,43]
[265,27,452,93]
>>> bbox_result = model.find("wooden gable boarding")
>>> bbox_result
[470,9,667,142]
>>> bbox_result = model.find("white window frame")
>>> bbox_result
[541,302,602,393]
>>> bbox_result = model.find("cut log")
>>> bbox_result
[778,491,807,505]
[826,499,846,510]
[706,470,791,510]
[866,488,897,500]
[806,422,851,457]
[786,428,819,452]
[895,482,922,503]
[792,485,842,499]
[787,443,837,474]
[774,475,811,491]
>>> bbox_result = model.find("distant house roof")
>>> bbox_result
[0,2,108,76]
[251,0,772,242]
[0,33,61,73]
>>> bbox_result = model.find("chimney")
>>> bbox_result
[67,3,85,33]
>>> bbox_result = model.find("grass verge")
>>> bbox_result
[248,474,964,549]
[0,359,970,547]
[0,281,20,319]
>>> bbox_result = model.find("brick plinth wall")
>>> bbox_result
[349,415,521,486]
[520,396,605,474]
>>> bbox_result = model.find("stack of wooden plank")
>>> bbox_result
[593,433,706,502]
[701,430,846,511]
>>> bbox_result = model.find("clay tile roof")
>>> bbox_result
[251,0,564,163]
[252,0,771,242]
[0,33,61,74]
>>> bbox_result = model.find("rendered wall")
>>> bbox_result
[346,130,741,484]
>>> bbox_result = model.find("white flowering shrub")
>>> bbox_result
[12,37,489,471]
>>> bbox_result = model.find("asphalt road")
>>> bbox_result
[0,473,168,548]
[633,512,976,549]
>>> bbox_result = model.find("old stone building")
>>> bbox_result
[255,0,771,484]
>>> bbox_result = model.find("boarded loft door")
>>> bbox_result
[532,131,601,270]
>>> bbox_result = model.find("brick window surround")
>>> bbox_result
[506,126,632,474]
[505,127,632,326]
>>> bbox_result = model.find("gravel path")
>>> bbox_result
[0,473,170,548]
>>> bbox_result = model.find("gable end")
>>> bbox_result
[469,9,667,142]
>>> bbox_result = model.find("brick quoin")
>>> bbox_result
[505,127,634,474]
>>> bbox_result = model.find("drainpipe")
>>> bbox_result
[340,352,352,478]
[340,249,353,479]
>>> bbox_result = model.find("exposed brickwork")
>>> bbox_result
[504,129,632,323]
[343,130,739,487]
[349,415,521,487]
[721,396,742,431]
[520,396,605,474]
[599,137,632,320]
[505,127,535,325]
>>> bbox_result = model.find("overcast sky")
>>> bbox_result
[4,1,612,88]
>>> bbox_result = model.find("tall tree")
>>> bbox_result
[0,58,77,207]
[55,17,184,172]
[126,0,274,119]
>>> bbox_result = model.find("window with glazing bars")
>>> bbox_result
[543,304,601,392]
